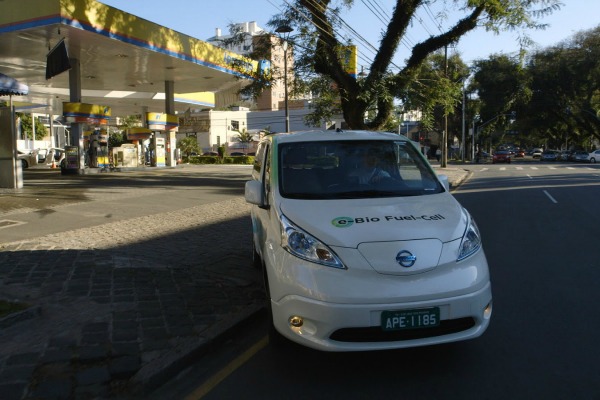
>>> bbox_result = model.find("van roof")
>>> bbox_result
[267,130,412,144]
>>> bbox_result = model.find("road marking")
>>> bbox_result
[543,190,558,204]
[185,336,269,399]
[481,168,489,172]
[548,166,557,169]
[0,220,26,229]
[531,167,538,170]
[516,167,523,170]
[500,167,506,171]
[527,174,533,179]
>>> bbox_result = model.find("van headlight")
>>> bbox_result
[457,216,482,261]
[280,214,345,269]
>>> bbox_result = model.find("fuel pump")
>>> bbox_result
[88,129,110,168]
[152,136,166,167]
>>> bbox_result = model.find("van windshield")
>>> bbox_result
[278,140,443,200]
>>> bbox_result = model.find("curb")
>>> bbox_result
[0,303,41,329]
[128,303,265,396]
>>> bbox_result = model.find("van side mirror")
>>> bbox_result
[245,180,266,206]
[437,174,450,191]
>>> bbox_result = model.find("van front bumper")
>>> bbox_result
[271,282,492,352]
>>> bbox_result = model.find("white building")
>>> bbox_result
[177,104,327,155]
[206,22,265,56]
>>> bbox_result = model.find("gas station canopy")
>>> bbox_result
[0,0,259,116]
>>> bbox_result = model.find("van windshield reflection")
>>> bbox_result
[278,140,442,200]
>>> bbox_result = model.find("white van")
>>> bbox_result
[245,130,492,351]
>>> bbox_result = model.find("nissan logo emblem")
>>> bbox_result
[396,250,416,268]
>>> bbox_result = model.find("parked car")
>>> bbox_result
[229,152,246,156]
[588,149,600,163]
[202,151,219,156]
[531,148,543,158]
[17,150,38,169]
[513,149,525,158]
[245,129,492,351]
[559,150,572,161]
[492,150,511,164]
[573,151,589,162]
[475,150,489,163]
[541,150,559,161]
[37,147,65,165]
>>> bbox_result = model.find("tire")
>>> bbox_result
[21,159,28,169]
[252,242,262,270]
[591,158,596,163]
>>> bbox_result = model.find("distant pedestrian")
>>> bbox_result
[435,148,441,162]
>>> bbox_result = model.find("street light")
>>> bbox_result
[275,25,293,132]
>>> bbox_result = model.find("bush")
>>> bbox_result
[183,155,254,165]
[224,155,254,165]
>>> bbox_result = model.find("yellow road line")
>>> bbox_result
[184,335,269,400]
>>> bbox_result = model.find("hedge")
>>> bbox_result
[185,155,255,165]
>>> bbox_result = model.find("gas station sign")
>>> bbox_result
[147,112,178,131]
[63,102,111,124]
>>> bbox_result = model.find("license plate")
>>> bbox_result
[381,307,440,331]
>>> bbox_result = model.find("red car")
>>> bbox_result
[492,150,511,164]
[514,149,525,157]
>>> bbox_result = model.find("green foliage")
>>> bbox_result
[470,26,600,149]
[177,136,200,157]
[235,129,254,146]
[186,155,254,165]
[108,130,127,148]
[244,0,563,130]
[403,51,471,134]
[16,113,47,140]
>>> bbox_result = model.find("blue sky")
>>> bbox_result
[100,0,599,68]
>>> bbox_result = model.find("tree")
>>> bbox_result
[249,0,561,130]
[402,50,470,149]
[526,27,600,147]
[235,129,254,154]
[111,114,142,148]
[177,136,200,157]
[16,113,47,140]
[470,54,530,149]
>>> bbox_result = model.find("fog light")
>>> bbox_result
[484,301,493,319]
[289,316,304,327]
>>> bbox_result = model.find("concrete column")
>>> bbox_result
[0,106,23,188]
[141,106,148,165]
[31,112,36,153]
[68,57,85,173]
[165,80,175,115]
[164,80,176,166]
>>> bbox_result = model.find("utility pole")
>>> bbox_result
[442,44,448,168]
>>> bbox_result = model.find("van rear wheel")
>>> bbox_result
[252,242,262,270]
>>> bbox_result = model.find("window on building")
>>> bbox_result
[231,120,240,131]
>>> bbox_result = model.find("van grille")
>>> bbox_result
[329,317,475,343]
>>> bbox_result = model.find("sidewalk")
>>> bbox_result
[0,164,469,399]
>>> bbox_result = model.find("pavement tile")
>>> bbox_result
[76,366,111,386]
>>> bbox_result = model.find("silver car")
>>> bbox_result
[17,150,38,168]
[588,149,600,163]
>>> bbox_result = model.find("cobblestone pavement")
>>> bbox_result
[0,166,265,399]
[0,164,468,399]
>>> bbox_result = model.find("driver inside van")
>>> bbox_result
[348,148,391,184]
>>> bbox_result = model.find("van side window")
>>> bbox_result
[263,144,271,194]
[252,142,267,180]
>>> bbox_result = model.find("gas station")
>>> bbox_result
[0,0,260,187]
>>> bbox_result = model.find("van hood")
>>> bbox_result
[280,193,467,248]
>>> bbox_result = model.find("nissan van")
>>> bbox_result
[245,130,492,351]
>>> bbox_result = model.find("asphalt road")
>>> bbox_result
[166,162,600,400]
